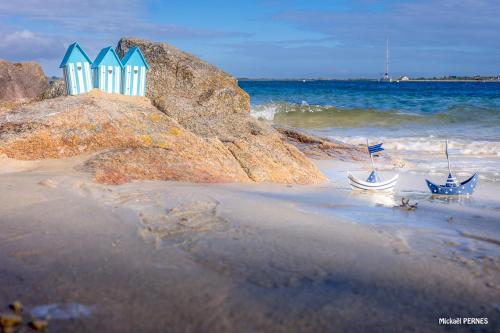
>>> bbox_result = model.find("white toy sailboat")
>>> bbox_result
[348,140,398,191]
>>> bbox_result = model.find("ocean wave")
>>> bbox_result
[333,136,500,156]
[250,102,500,128]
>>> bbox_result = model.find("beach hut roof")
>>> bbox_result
[92,46,124,69]
[121,47,149,69]
[59,42,93,68]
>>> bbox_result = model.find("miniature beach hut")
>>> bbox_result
[59,42,93,95]
[121,47,149,96]
[92,47,124,94]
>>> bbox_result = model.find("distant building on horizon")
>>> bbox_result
[121,47,149,97]
[92,47,124,94]
[59,42,93,96]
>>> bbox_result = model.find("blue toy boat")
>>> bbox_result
[425,140,479,195]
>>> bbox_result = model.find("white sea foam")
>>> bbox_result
[250,104,279,120]
[333,136,500,156]
[250,102,322,120]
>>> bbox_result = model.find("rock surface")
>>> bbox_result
[0,39,325,185]
[0,91,325,184]
[116,37,325,183]
[0,60,48,107]
[276,126,409,167]
[40,79,66,100]
[116,37,249,121]
[276,126,369,161]
[0,91,249,184]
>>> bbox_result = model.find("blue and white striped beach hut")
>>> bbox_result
[92,47,124,94]
[59,42,93,95]
[121,47,149,96]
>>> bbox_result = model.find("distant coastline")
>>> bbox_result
[238,76,500,82]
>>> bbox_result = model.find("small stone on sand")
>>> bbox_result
[0,313,22,328]
[9,301,22,314]
[29,318,49,331]
[38,179,57,188]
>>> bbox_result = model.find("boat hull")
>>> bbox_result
[348,172,399,192]
[426,172,479,195]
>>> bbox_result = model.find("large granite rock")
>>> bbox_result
[0,60,48,107]
[0,39,325,185]
[0,91,249,184]
[116,37,249,122]
[116,37,325,184]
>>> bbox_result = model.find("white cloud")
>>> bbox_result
[0,0,250,40]
[0,29,65,61]
[0,0,252,75]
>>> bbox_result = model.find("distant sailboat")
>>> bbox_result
[380,38,392,82]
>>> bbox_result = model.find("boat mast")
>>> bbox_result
[445,140,452,175]
[385,37,389,79]
[367,138,375,171]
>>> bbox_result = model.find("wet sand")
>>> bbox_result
[0,156,499,332]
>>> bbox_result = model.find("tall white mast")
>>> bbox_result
[445,140,452,175]
[385,37,389,77]
[367,138,375,171]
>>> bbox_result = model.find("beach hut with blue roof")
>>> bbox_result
[60,42,93,95]
[121,47,149,96]
[92,47,124,94]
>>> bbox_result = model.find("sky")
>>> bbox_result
[0,0,499,78]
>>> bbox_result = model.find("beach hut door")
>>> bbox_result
[100,66,106,91]
[107,66,113,93]
[76,62,85,93]
[68,63,77,95]
[125,65,131,95]
[132,66,139,96]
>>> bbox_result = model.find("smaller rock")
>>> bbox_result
[275,125,409,167]
[29,318,49,331]
[396,197,418,211]
[9,301,23,314]
[38,179,58,188]
[0,313,22,329]
[0,60,48,104]
[40,79,66,100]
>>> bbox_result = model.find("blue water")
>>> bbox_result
[240,80,500,114]
[239,80,500,139]
[239,80,500,177]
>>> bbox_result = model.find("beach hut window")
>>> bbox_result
[134,69,138,74]
[77,65,82,71]
[108,69,113,74]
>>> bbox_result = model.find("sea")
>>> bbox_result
[240,80,500,182]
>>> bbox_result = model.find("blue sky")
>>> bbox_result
[0,0,498,78]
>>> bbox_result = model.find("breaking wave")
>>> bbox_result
[250,102,500,128]
[332,136,500,156]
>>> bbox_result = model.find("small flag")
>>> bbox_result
[368,143,384,154]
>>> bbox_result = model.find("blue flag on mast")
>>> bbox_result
[368,143,384,154]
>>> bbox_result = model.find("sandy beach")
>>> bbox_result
[1,0,499,331]
[1,0,499,330]
[1,154,498,332]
